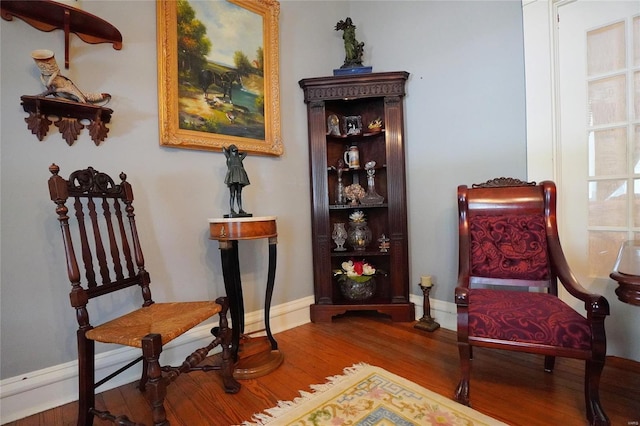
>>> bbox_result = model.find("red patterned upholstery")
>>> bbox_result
[469,289,591,350]
[470,214,549,280]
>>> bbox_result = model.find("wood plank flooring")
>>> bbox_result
[7,313,640,426]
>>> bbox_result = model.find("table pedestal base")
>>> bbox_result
[610,270,640,307]
[235,350,284,380]
[233,335,284,379]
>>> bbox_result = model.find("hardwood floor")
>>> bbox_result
[7,313,640,426]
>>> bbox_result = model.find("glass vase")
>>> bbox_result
[331,222,348,251]
[347,220,372,251]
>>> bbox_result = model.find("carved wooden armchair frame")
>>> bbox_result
[454,178,610,426]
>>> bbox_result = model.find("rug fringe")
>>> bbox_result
[239,362,371,426]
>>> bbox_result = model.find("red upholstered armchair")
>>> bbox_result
[454,178,610,426]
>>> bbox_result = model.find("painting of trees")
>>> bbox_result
[177,0,210,74]
[176,0,267,140]
[157,0,281,155]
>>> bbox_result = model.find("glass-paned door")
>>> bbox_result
[558,0,640,283]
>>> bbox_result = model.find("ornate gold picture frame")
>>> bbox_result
[157,0,282,156]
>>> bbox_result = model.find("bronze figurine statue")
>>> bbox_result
[335,17,364,69]
[223,144,251,217]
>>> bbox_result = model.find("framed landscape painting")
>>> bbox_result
[157,0,282,156]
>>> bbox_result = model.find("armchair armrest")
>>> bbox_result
[455,286,469,306]
[548,236,610,317]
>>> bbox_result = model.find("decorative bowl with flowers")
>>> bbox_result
[333,259,385,283]
[334,259,385,300]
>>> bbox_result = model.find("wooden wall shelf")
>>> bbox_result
[0,0,123,68]
[2,0,120,145]
[21,95,113,145]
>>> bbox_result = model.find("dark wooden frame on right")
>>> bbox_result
[454,178,610,426]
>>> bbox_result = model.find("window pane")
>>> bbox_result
[634,179,640,228]
[634,16,640,67]
[588,231,627,277]
[588,179,627,227]
[590,128,628,176]
[588,75,627,126]
[635,125,640,173]
[635,71,640,120]
[587,20,626,75]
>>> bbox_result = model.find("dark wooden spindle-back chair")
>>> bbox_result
[47,164,240,426]
[454,178,610,426]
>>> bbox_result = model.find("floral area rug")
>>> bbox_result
[240,363,508,426]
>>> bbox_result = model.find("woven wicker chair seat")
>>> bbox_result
[85,301,221,348]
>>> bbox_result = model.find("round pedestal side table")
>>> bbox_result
[208,216,284,379]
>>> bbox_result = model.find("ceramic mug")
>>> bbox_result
[344,146,360,169]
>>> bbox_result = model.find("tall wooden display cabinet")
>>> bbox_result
[299,72,415,322]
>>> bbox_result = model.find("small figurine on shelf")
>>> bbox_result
[327,114,341,136]
[335,17,364,69]
[223,144,252,218]
[331,159,346,205]
[368,117,383,133]
[378,234,390,252]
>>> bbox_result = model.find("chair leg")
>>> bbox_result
[454,342,471,406]
[142,334,169,426]
[139,358,149,392]
[77,332,95,426]
[544,355,556,373]
[585,359,610,426]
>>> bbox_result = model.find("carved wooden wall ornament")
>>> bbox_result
[21,95,113,145]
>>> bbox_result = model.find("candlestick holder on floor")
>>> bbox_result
[414,279,440,332]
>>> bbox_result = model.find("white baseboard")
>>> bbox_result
[410,293,457,332]
[0,295,454,424]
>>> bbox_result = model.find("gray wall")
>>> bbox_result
[0,1,526,379]
[350,1,527,303]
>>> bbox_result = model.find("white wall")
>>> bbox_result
[522,0,554,183]
[0,0,529,387]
